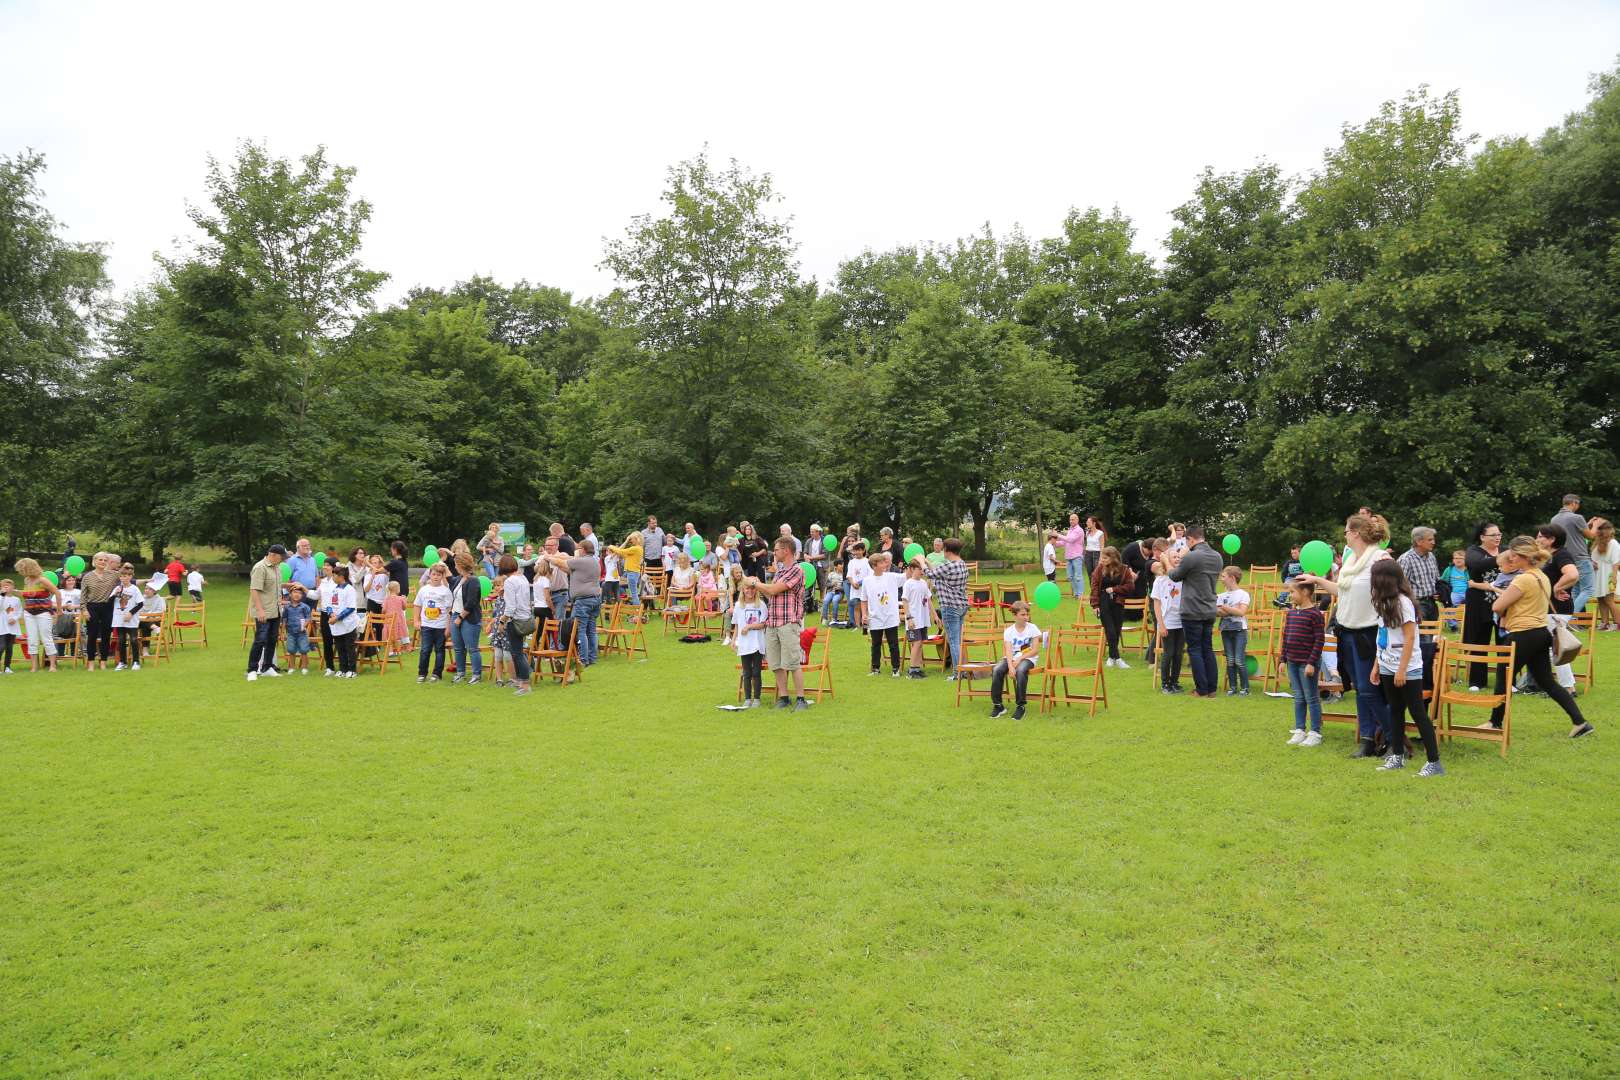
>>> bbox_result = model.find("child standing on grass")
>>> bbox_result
[1042,531,1060,583]
[903,560,933,679]
[1152,549,1184,694]
[489,568,511,687]
[845,543,871,633]
[721,564,745,645]
[1217,566,1251,695]
[0,580,19,674]
[862,551,904,677]
[990,601,1042,721]
[414,562,451,683]
[1369,560,1443,776]
[318,566,338,676]
[1281,580,1325,746]
[383,581,409,653]
[282,584,312,674]
[733,580,767,707]
[326,566,359,678]
[603,545,622,606]
[112,565,144,671]
[1440,549,1470,630]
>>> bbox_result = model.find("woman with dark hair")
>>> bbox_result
[739,523,769,580]
[1536,524,1579,616]
[1490,536,1594,737]
[1461,522,1503,690]
[1089,545,1135,668]
[1083,515,1107,583]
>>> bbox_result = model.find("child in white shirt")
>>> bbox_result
[991,601,1042,719]
[861,552,905,676]
[1152,551,1185,693]
[326,566,360,677]
[111,566,144,670]
[902,562,933,678]
[1216,565,1252,695]
[187,567,205,600]
[733,581,768,707]
[317,572,339,675]
[844,544,872,632]
[413,563,452,682]
[0,580,19,673]
[139,584,166,658]
[603,549,622,606]
[1041,532,1059,583]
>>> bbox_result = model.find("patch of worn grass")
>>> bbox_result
[2,576,1616,1077]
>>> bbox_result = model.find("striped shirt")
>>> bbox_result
[1280,607,1325,665]
[80,569,119,603]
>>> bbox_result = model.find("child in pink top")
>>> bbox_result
[383,582,410,651]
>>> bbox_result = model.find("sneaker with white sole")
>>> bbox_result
[1302,731,1323,747]
[1378,754,1405,771]
[324,669,335,677]
[1115,659,1129,669]
[115,663,127,671]
[261,668,281,678]
[416,676,426,684]
[1286,729,1307,745]
[246,671,257,682]
[1467,686,1482,692]
[301,668,308,675]
[1417,761,1446,777]
[131,663,141,671]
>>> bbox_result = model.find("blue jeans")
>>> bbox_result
[1183,619,1218,695]
[1574,556,1596,613]
[625,570,641,606]
[452,617,482,677]
[1337,627,1390,740]
[1221,627,1249,691]
[481,556,498,580]
[1287,661,1321,731]
[572,595,600,666]
[940,606,966,670]
[551,590,570,623]
[506,622,531,682]
[1066,556,1086,597]
[821,587,840,623]
[418,625,446,678]
[843,580,858,621]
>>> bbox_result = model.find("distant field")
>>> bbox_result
[2,575,1616,1077]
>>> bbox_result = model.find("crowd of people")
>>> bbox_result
[4,496,1610,772]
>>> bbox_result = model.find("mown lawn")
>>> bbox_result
[2,576,1616,1078]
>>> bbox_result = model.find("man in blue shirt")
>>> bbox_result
[285,537,319,592]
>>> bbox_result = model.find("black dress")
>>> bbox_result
[1461,544,1499,687]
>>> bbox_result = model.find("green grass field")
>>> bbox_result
[3,576,1617,1078]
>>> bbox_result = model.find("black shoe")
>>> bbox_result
[1350,738,1377,759]
[1012,704,1026,720]
[774,697,792,710]
[1570,721,1595,739]
[989,705,1007,718]
[794,697,811,712]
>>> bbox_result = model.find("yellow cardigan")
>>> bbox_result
[608,543,643,573]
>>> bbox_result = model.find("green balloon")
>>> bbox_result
[422,546,441,566]
[1033,580,1061,611]
[1299,540,1334,578]
[799,560,816,589]
[1222,534,1241,556]
[44,570,59,587]
[823,534,838,553]
[479,575,493,598]
[64,555,86,576]
[314,551,326,567]
[279,563,292,582]
[1245,655,1259,676]
[689,538,708,560]
[903,542,924,563]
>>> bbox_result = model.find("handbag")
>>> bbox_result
[1550,617,1582,666]
[53,613,77,640]
[510,615,537,638]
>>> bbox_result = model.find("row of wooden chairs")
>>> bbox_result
[952,626,1109,717]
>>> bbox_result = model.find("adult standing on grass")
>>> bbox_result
[385,541,409,595]
[549,538,603,670]
[1090,546,1136,669]
[642,516,666,572]
[739,522,769,580]
[1083,515,1107,583]
[15,558,60,672]
[1398,526,1443,622]
[246,544,288,682]
[918,538,970,678]
[753,537,810,711]
[285,538,319,594]
[1551,494,1606,613]
[80,552,119,671]
[610,531,644,609]
[1168,524,1223,697]
[1059,512,1087,599]
[449,553,484,684]
[1488,536,1595,738]
[1462,522,1503,690]
[1298,514,1394,757]
[498,553,535,697]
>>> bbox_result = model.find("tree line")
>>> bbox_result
[3,69,1617,565]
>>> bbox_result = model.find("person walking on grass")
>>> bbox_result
[752,537,811,711]
[246,544,287,682]
[1168,524,1223,698]
[1490,536,1595,739]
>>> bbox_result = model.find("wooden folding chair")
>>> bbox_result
[753,626,835,702]
[693,590,727,634]
[966,584,997,630]
[1434,639,1515,758]
[662,588,696,634]
[1318,633,1357,728]
[53,609,85,667]
[532,618,582,685]
[171,598,207,648]
[139,611,171,664]
[642,569,668,612]
[1043,627,1108,716]
[599,601,649,661]
[1243,608,1281,691]
[952,626,1005,707]
[1247,564,1280,586]
[995,583,1027,624]
[1569,610,1596,693]
[1437,604,1463,639]
[356,613,400,674]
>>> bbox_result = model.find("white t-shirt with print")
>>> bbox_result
[0,595,20,635]
[1376,596,1422,676]
[329,584,360,636]
[58,588,81,613]
[733,599,767,656]
[1151,574,1182,630]
[415,584,452,630]
[1003,621,1043,662]
[845,557,872,592]
[903,577,933,631]
[861,571,905,631]
[1217,588,1251,630]
[112,584,143,628]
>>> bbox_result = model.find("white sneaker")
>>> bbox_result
[1286,729,1307,745]
[246,671,257,682]
[1467,686,1481,692]
[1302,731,1323,747]
[115,663,127,671]
[301,668,308,676]
[131,663,141,671]
[1115,658,1129,669]
[261,668,281,678]
[1,667,12,674]
[324,669,335,677]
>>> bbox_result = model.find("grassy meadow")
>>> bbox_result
[2,575,1617,1078]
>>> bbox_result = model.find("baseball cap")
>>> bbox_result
[268,544,289,556]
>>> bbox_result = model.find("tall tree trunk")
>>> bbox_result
[150,539,166,565]
[970,492,993,560]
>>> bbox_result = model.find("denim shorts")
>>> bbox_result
[285,629,311,654]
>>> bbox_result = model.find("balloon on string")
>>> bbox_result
[799,561,816,589]
[279,563,293,582]
[422,546,441,566]
[1033,580,1061,611]
[689,539,707,560]
[823,534,838,553]
[903,543,924,563]
[314,551,326,568]
[479,575,493,598]
[1222,534,1241,556]
[64,555,85,576]
[1299,540,1334,577]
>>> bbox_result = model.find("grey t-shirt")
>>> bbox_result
[566,556,601,598]
[1552,509,1589,561]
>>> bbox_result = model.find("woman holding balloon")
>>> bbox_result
[1297,514,1394,758]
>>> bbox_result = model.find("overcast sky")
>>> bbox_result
[3,0,1616,305]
